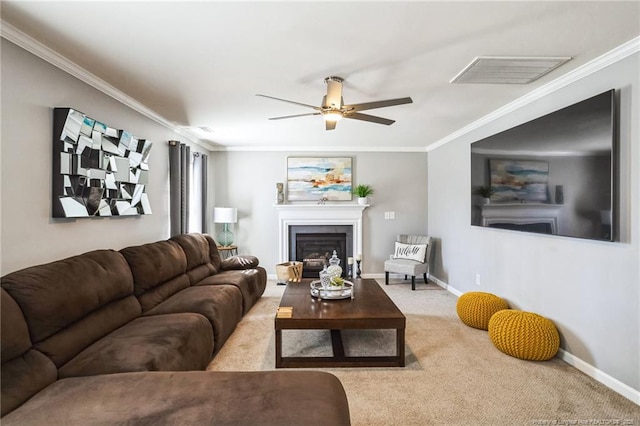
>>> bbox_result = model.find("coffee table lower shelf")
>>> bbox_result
[275,328,405,368]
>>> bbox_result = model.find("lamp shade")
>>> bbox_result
[213,207,237,224]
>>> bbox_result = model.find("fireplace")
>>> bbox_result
[275,204,368,279]
[290,225,352,277]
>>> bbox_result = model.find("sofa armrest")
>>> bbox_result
[221,255,259,271]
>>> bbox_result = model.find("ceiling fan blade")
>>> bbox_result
[325,120,338,131]
[256,94,320,110]
[324,76,344,108]
[344,112,395,126]
[269,112,322,120]
[344,97,413,112]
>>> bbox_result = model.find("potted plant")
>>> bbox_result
[354,184,374,205]
[474,185,494,204]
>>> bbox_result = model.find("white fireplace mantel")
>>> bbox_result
[275,204,368,265]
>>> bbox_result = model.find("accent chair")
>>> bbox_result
[384,234,432,290]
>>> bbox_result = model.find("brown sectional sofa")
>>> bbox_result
[1,233,351,425]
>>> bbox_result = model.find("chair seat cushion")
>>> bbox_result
[384,258,428,276]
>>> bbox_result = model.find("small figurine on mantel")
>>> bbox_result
[276,182,284,204]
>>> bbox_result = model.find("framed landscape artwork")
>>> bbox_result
[287,157,352,201]
[489,159,549,202]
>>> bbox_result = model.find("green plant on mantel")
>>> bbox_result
[474,185,494,198]
[353,184,374,197]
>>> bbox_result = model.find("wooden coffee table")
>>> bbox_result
[275,278,406,368]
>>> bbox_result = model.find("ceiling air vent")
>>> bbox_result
[450,56,571,84]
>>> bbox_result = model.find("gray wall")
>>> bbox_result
[211,151,428,275]
[0,39,207,274]
[428,53,639,391]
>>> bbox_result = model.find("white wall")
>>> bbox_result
[0,39,207,274]
[428,53,639,393]
[211,151,428,275]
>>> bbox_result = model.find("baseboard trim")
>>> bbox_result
[430,275,464,297]
[557,349,639,405]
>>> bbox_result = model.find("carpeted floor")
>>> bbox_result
[207,279,640,425]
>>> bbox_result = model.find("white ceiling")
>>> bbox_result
[2,1,639,151]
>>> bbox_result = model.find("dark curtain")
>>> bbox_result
[170,141,207,236]
[201,153,208,232]
[169,140,190,236]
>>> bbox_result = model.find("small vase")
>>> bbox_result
[357,197,368,205]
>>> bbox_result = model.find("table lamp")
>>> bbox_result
[213,207,237,247]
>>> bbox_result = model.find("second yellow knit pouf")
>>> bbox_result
[456,292,509,330]
[488,310,560,361]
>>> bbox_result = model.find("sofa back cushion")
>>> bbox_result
[1,250,140,368]
[120,240,190,312]
[170,233,221,285]
[1,289,59,416]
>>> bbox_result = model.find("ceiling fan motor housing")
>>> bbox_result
[324,76,344,84]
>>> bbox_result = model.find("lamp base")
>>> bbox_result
[217,223,234,247]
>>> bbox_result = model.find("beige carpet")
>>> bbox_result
[207,280,639,425]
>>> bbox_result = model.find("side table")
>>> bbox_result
[217,245,238,260]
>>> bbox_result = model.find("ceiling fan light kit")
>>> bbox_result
[323,111,343,122]
[257,76,413,130]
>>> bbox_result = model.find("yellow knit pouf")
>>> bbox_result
[488,310,560,361]
[456,292,509,330]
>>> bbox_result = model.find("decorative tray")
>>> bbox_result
[310,280,354,300]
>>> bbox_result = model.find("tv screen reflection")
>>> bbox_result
[470,90,615,241]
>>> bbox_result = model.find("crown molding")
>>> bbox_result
[427,36,640,153]
[0,19,216,152]
[4,19,636,155]
[215,145,428,153]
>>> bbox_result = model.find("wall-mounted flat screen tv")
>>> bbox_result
[470,90,615,241]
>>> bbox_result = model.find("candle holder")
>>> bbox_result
[356,260,362,278]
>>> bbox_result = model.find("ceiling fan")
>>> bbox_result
[256,76,413,130]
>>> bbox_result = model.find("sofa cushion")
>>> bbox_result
[1,250,140,366]
[1,289,31,363]
[1,371,351,426]
[170,233,219,284]
[144,285,243,354]
[221,255,260,270]
[196,267,267,315]
[120,240,191,312]
[58,313,213,378]
[1,289,57,416]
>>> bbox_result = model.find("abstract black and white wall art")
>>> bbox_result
[52,108,153,217]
